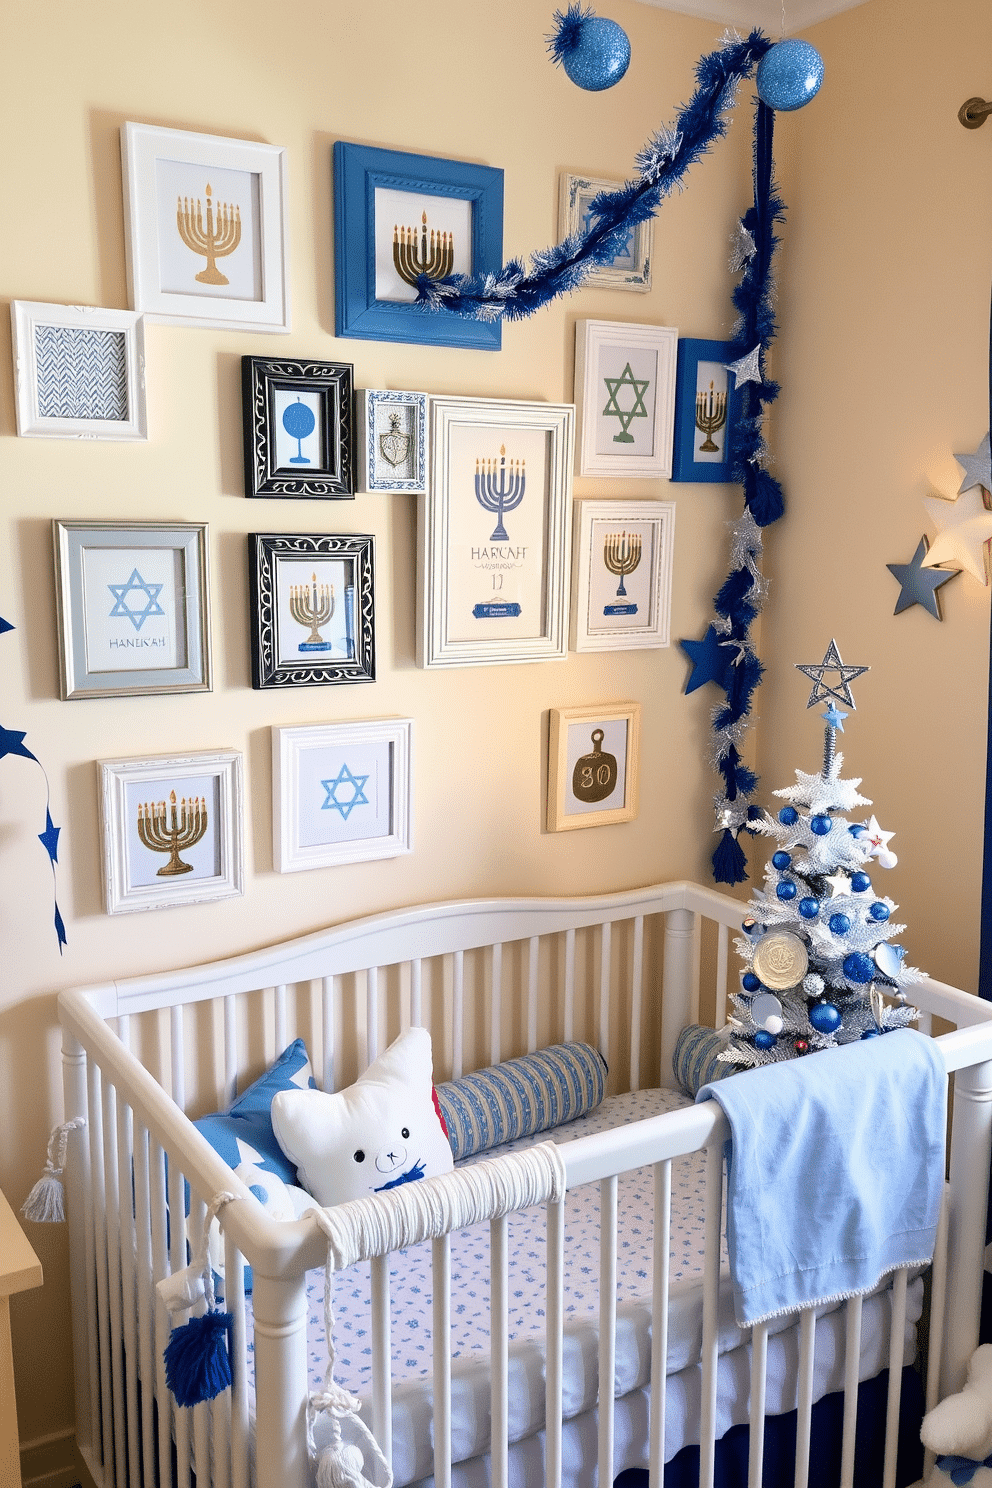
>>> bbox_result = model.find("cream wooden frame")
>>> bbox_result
[547,701,641,832]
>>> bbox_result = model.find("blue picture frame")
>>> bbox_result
[671,338,745,483]
[333,141,503,351]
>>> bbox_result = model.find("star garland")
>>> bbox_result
[413,29,774,321]
[1,620,66,951]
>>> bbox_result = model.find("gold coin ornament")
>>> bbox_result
[571,729,618,804]
[751,931,810,991]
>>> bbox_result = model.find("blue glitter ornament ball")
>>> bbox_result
[754,1030,777,1050]
[809,1001,841,1034]
[799,897,820,919]
[772,851,792,870]
[778,806,798,825]
[756,39,824,112]
[548,6,631,91]
[843,951,875,983]
[851,872,872,893]
[828,913,850,935]
[776,881,797,901]
[810,814,832,836]
[869,902,891,922]
[742,972,761,991]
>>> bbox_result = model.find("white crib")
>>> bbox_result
[58,879,992,1488]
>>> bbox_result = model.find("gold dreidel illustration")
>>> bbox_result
[176,183,242,285]
[137,791,208,876]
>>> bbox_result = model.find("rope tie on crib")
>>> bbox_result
[305,1142,567,1488]
[21,1117,86,1223]
[159,1191,237,1408]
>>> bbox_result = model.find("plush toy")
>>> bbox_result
[921,1345,992,1485]
[271,1026,453,1208]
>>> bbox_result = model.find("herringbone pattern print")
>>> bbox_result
[35,325,128,420]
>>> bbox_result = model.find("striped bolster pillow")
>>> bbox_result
[672,1023,735,1098]
[436,1042,607,1161]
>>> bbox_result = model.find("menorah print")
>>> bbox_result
[290,572,334,652]
[176,183,242,286]
[137,790,208,877]
[695,379,728,453]
[603,530,642,598]
[392,210,454,287]
[475,445,526,542]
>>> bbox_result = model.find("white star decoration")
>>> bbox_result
[823,870,851,900]
[724,344,762,386]
[773,758,871,814]
[953,432,991,495]
[922,486,992,584]
[862,814,897,869]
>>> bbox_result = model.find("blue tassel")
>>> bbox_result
[164,1309,233,1407]
[746,467,786,527]
[713,829,749,886]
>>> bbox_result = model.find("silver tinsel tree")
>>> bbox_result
[720,642,924,1070]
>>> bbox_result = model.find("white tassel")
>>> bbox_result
[21,1118,85,1223]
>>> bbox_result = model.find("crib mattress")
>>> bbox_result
[244,1088,922,1487]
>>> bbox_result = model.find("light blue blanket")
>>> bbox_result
[697,1028,947,1326]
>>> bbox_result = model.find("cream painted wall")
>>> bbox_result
[1,0,758,1463]
[765,0,992,997]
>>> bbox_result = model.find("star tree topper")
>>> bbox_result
[795,639,869,710]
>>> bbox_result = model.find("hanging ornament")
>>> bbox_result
[793,1037,810,1055]
[850,871,872,893]
[861,814,897,869]
[772,850,792,870]
[886,536,960,619]
[776,880,797,901]
[874,942,906,979]
[754,1029,778,1050]
[809,1000,842,1034]
[752,929,809,989]
[843,951,875,983]
[810,813,832,835]
[756,38,824,111]
[828,912,850,935]
[751,990,784,1033]
[921,487,992,584]
[547,4,630,91]
[869,902,891,922]
[798,896,820,919]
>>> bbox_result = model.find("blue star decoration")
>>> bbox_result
[0,615,14,635]
[108,568,165,631]
[680,625,735,694]
[821,702,847,732]
[0,724,37,762]
[796,639,870,710]
[887,535,960,619]
[321,763,370,820]
[38,809,61,863]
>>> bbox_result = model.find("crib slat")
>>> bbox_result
[370,1253,392,1464]
[748,1323,769,1488]
[840,1293,863,1488]
[322,976,335,1091]
[275,982,288,1056]
[882,1268,909,1488]
[629,915,645,1092]
[924,1186,951,1481]
[794,1308,816,1488]
[149,1140,172,1488]
[546,1197,565,1488]
[563,928,576,1044]
[648,1160,671,1487]
[133,1124,157,1488]
[715,923,729,1028]
[527,936,539,1053]
[489,943,503,1066]
[410,958,423,1028]
[88,1065,116,1485]
[170,1005,185,1111]
[491,1213,510,1488]
[699,1141,723,1488]
[598,1175,619,1488]
[224,993,238,1109]
[432,1235,452,1488]
[101,1076,126,1488]
[452,950,464,1079]
[366,968,379,1065]
[598,922,612,1071]
[226,1230,249,1488]
[189,1195,210,1488]
[115,1085,143,1488]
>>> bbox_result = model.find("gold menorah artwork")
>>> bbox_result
[393,210,454,287]
[289,572,335,652]
[603,531,642,597]
[176,183,242,285]
[695,379,728,453]
[137,791,208,877]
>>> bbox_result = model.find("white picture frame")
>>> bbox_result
[570,499,675,652]
[574,319,678,478]
[547,702,641,832]
[53,520,211,699]
[121,121,290,333]
[272,718,413,872]
[419,395,574,669]
[11,301,146,440]
[558,173,653,293]
[99,749,243,915]
[355,389,428,494]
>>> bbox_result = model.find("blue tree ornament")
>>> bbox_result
[756,39,824,111]
[809,1001,841,1034]
[548,4,631,91]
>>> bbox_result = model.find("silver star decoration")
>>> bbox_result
[887,535,960,618]
[729,221,756,273]
[953,431,991,495]
[724,344,762,386]
[823,870,852,899]
[796,639,870,709]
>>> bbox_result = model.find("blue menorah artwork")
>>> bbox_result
[474,444,525,542]
[282,397,316,465]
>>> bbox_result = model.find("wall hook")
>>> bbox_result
[959,96,992,129]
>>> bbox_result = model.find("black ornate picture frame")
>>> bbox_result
[248,533,375,689]
[242,357,354,499]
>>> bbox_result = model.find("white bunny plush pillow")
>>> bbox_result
[270,1026,453,1208]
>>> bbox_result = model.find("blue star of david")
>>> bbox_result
[602,363,650,442]
[108,569,165,632]
[321,763,370,820]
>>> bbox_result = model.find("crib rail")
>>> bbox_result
[57,881,992,1488]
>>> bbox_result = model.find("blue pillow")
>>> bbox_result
[194,1037,316,1187]
[436,1042,607,1161]
[672,1024,735,1099]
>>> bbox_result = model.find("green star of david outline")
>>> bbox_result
[602,362,651,443]
[320,763,370,820]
